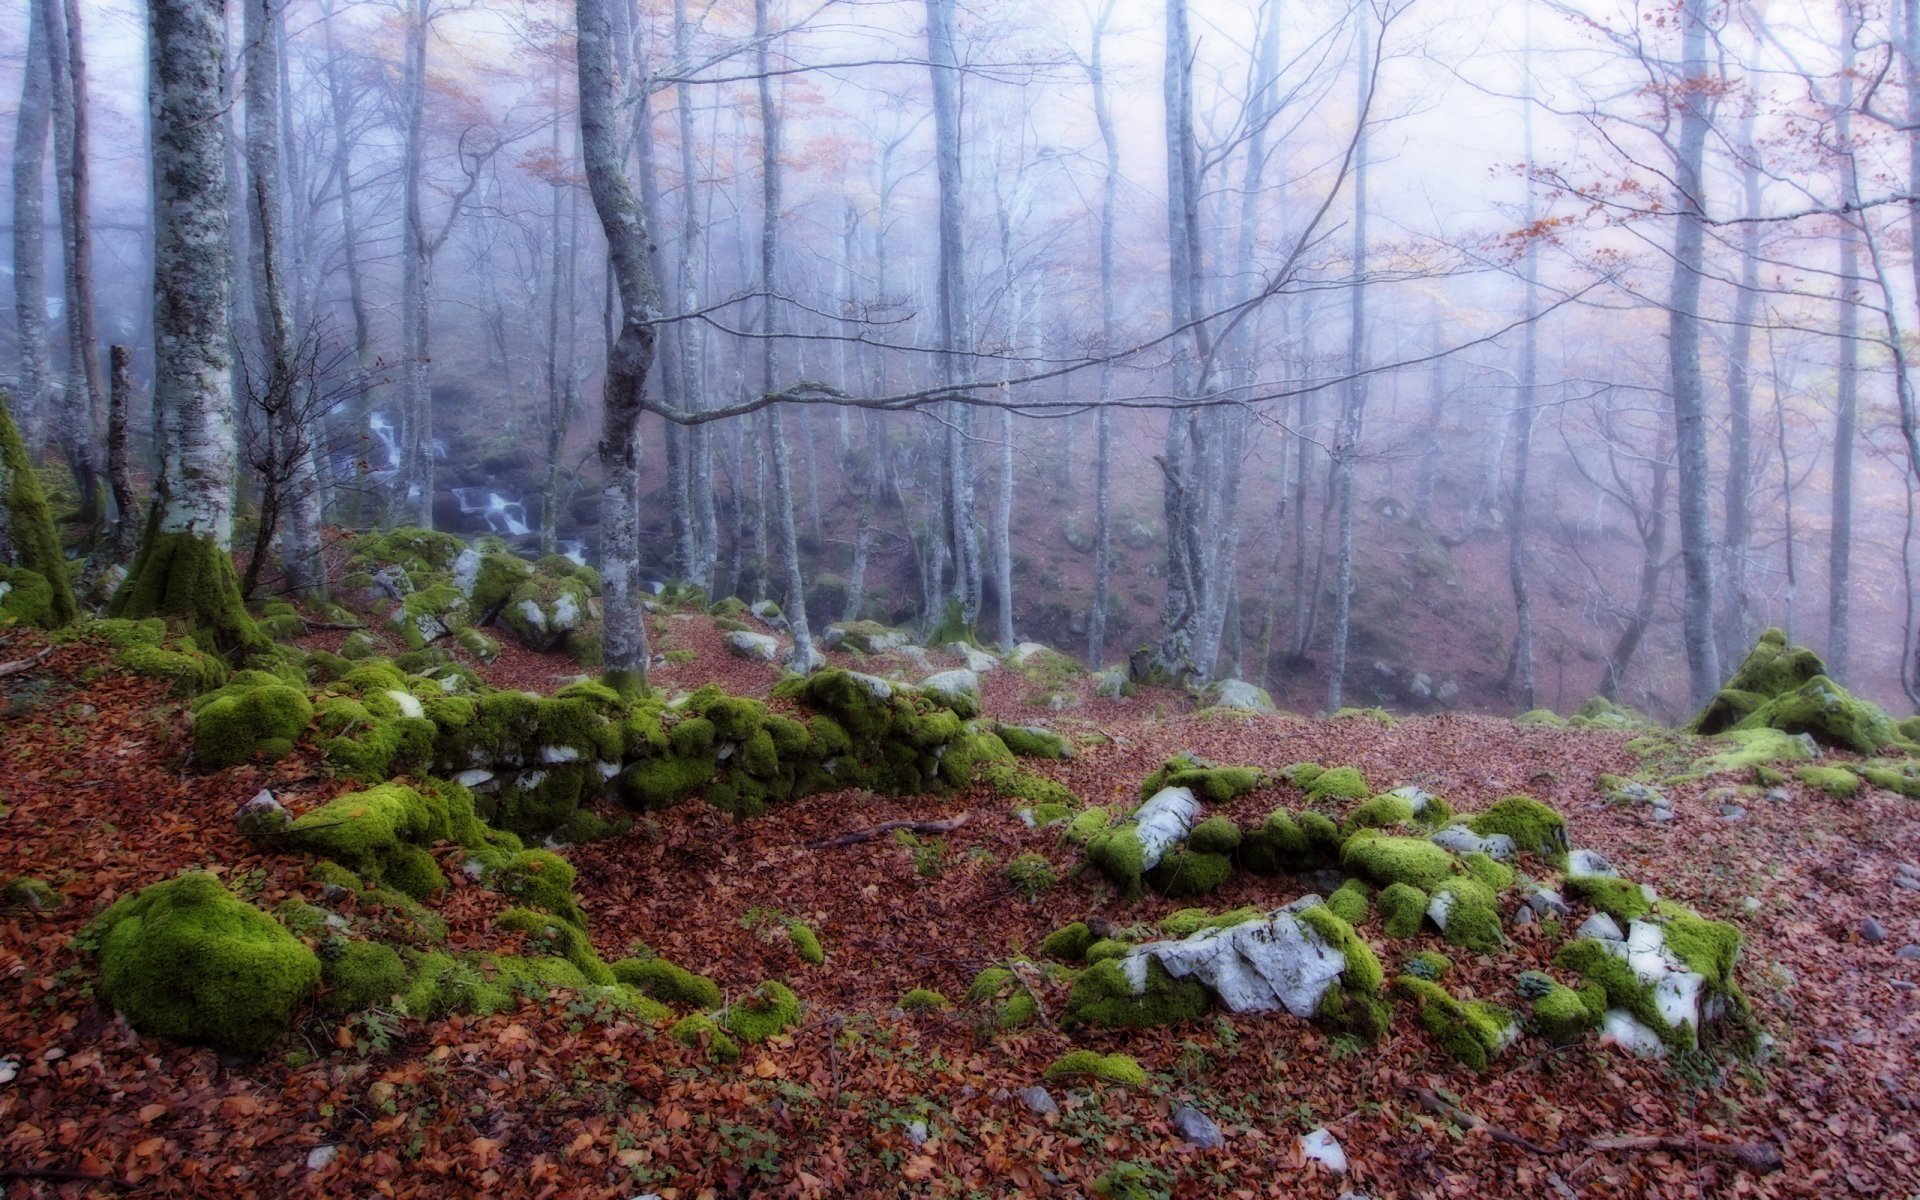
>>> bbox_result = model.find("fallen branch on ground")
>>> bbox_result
[1405,1086,1560,1155]
[804,815,969,850]
[1588,1135,1784,1174]
[0,645,57,679]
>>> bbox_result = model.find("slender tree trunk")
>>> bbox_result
[1506,22,1538,710]
[103,344,136,564]
[42,0,105,529]
[675,0,716,590]
[576,0,660,693]
[11,5,53,457]
[1600,430,1670,700]
[321,0,375,525]
[1827,1,1860,683]
[400,0,435,528]
[109,0,263,656]
[1718,108,1761,667]
[1086,0,1118,667]
[1326,14,1371,713]
[1668,0,1722,706]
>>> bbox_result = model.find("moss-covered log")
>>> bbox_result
[0,390,77,626]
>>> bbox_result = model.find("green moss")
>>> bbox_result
[1430,877,1503,953]
[620,754,714,810]
[494,907,614,986]
[1517,971,1601,1042]
[115,640,229,694]
[107,529,267,657]
[1140,755,1266,804]
[1186,815,1242,855]
[1003,853,1058,899]
[981,762,1078,810]
[721,980,802,1043]
[611,956,722,1009]
[1394,975,1514,1072]
[1402,950,1453,980]
[1794,764,1860,798]
[1043,1050,1148,1087]
[1085,825,1148,899]
[1516,708,1567,728]
[1304,766,1370,803]
[1466,795,1569,866]
[897,988,950,1011]
[787,919,825,965]
[0,396,77,626]
[1237,810,1314,873]
[667,1014,741,1063]
[289,784,450,895]
[1858,761,1920,798]
[1326,878,1373,925]
[1147,849,1231,898]
[495,765,589,837]
[1281,762,1326,787]
[1378,882,1429,938]
[994,991,1039,1029]
[1061,955,1210,1030]
[191,682,314,769]
[321,941,409,1014]
[997,724,1072,759]
[497,849,587,926]
[1296,903,1384,994]
[1063,807,1112,846]
[1690,726,1818,779]
[1554,937,1686,1048]
[1343,792,1416,834]
[0,565,54,627]
[1039,922,1094,961]
[1463,851,1517,891]
[3,876,59,910]
[1340,832,1458,891]
[1563,874,1656,921]
[90,872,321,1055]
[1161,906,1263,938]
[1085,938,1131,963]
[965,966,1016,1004]
[1733,675,1896,754]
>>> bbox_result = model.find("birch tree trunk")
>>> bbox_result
[400,0,434,527]
[1668,0,1722,706]
[576,0,659,694]
[109,0,263,655]
[321,0,376,525]
[11,5,52,457]
[676,0,717,591]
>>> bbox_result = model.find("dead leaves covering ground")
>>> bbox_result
[0,627,1917,1199]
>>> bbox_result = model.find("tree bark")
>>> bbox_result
[1827,1,1860,683]
[1506,22,1538,711]
[1327,14,1371,713]
[1086,0,1118,667]
[41,0,105,530]
[11,4,53,457]
[1718,107,1762,669]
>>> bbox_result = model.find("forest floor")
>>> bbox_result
[1,611,1917,1199]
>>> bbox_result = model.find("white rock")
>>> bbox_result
[384,689,424,720]
[1133,787,1202,871]
[1428,825,1515,859]
[1130,910,1347,1016]
[454,768,495,788]
[1599,1009,1670,1058]
[0,1058,18,1085]
[1300,1128,1348,1174]
[1578,912,1624,942]
[539,745,581,764]
[306,1145,338,1171]
[1206,679,1276,713]
[725,631,781,662]
[1603,920,1706,1033]
[953,644,999,673]
[1567,848,1619,877]
[1389,786,1436,814]
[1427,889,1458,932]
[1007,642,1054,668]
[920,669,981,707]
[845,672,893,700]
[551,591,583,633]
[450,547,483,597]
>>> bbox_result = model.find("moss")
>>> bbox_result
[997,723,1072,759]
[315,699,435,782]
[995,991,1039,1029]
[1281,762,1326,787]
[1563,874,1656,921]
[471,551,536,617]
[1518,971,1601,1042]
[1043,1050,1148,1087]
[1061,955,1210,1030]
[981,762,1078,810]
[321,941,409,1014]
[721,980,802,1043]
[611,956,722,1009]
[1326,878,1373,925]
[1237,810,1315,873]
[1304,765,1370,803]
[1378,882,1429,938]
[1403,950,1453,980]
[1430,877,1503,953]
[1690,726,1818,778]
[1063,807,1112,846]
[116,641,229,694]
[1186,815,1243,855]
[495,765,588,837]
[1655,904,1745,994]
[107,529,267,657]
[1466,795,1569,866]
[549,807,630,845]
[1463,851,1517,891]
[494,907,614,986]
[1554,938,1686,1048]
[1140,755,1266,804]
[3,876,60,910]
[1040,922,1094,961]
[90,872,321,1055]
[192,682,314,769]
[1733,675,1896,754]
[290,784,442,889]
[667,1014,742,1063]
[787,919,825,965]
[1340,832,1458,891]
[1516,708,1567,728]
[1859,761,1920,798]
[1794,764,1860,798]
[1394,975,1514,1072]
[0,565,55,627]
[1003,853,1058,899]
[1296,903,1384,994]
[1085,938,1131,963]
[1147,849,1231,898]
[1298,810,1342,855]
[1085,825,1148,899]
[0,396,77,626]
[897,987,950,1011]
[497,849,587,926]
[1343,792,1416,834]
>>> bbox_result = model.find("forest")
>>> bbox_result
[1,0,1918,1196]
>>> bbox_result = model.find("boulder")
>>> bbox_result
[1204,679,1276,713]
[1134,786,1202,872]
[823,621,910,654]
[1122,908,1347,1016]
[920,669,981,716]
[724,631,781,662]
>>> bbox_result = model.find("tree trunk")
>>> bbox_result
[1506,24,1538,711]
[0,392,78,625]
[676,0,716,591]
[400,0,434,528]
[1668,0,1722,706]
[1827,1,1860,683]
[102,344,137,564]
[109,0,263,656]
[42,0,106,530]
[320,0,376,526]
[11,4,53,457]
[576,0,660,694]
[1718,107,1761,668]
[1086,0,1119,667]
[1327,14,1371,713]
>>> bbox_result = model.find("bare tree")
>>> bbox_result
[11,2,53,457]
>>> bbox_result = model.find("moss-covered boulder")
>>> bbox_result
[0,394,77,627]
[501,572,593,653]
[1394,975,1517,1072]
[191,681,314,769]
[1693,629,1897,753]
[90,872,322,1055]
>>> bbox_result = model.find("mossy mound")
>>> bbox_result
[1043,1050,1148,1087]
[1061,955,1210,1030]
[191,681,315,769]
[1340,832,1457,891]
[1692,629,1897,753]
[668,1014,741,1063]
[0,396,78,626]
[1465,795,1568,867]
[1394,975,1516,1072]
[1139,753,1266,803]
[721,981,802,1043]
[611,956,722,1009]
[90,872,322,1055]
[288,782,506,900]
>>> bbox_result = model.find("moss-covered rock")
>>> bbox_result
[1147,849,1231,898]
[1794,764,1860,798]
[1377,882,1429,938]
[1517,970,1601,1043]
[1326,878,1373,925]
[667,1014,741,1063]
[721,980,802,1043]
[897,987,950,1011]
[1140,753,1265,804]
[1304,765,1370,804]
[1340,832,1458,891]
[1428,877,1503,953]
[1466,795,1568,867]
[611,956,722,1009]
[191,682,314,769]
[1394,975,1516,1072]
[320,940,409,1013]
[1061,954,1210,1030]
[90,872,321,1054]
[1043,1050,1148,1087]
[996,723,1072,759]
[1564,874,1656,921]
[0,395,77,626]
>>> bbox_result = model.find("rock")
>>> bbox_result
[1606,779,1666,807]
[1041,691,1082,712]
[1567,849,1618,877]
[1299,1128,1348,1174]
[1896,875,1920,893]
[1007,642,1054,669]
[1511,905,1536,928]
[822,621,910,653]
[1204,679,1276,713]
[1862,918,1888,945]
[236,789,291,837]
[1435,679,1461,705]
[786,643,828,674]
[1578,912,1624,942]
[1429,826,1515,859]
[1896,945,1920,960]
[454,768,495,788]
[1126,908,1346,1016]
[920,669,981,712]
[724,631,781,662]
[1016,1086,1057,1115]
[904,1119,929,1146]
[1172,1106,1225,1149]
[1719,804,1747,821]
[0,1058,16,1085]
[1765,787,1792,803]
[1892,980,1916,992]
[1410,672,1434,700]
[1134,787,1202,872]
[749,600,787,631]
[1092,668,1129,699]
[306,1145,338,1171]
[1650,803,1676,822]
[1600,1009,1670,1058]
[1741,896,1761,912]
[1526,887,1572,918]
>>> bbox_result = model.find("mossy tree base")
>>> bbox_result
[108,528,267,658]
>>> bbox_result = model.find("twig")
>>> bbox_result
[803,814,969,849]
[300,619,366,631]
[1587,1135,1783,1174]
[1002,957,1056,1032]
[0,1167,137,1190]
[1404,1086,1561,1155]
[0,645,57,679]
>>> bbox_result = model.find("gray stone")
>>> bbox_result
[1016,1086,1057,1115]
[1567,849,1619,877]
[1429,826,1516,859]
[1204,679,1276,713]
[1511,905,1536,927]
[920,669,981,711]
[1719,804,1747,821]
[949,643,999,673]
[786,643,828,674]
[1607,779,1666,808]
[724,630,781,662]
[1895,945,1920,960]
[1891,980,1916,992]
[1862,918,1888,945]
[904,1119,929,1146]
[1650,804,1676,822]
[1172,1106,1224,1149]
[1125,908,1346,1017]
[1526,888,1573,918]
[1895,875,1920,893]
[1133,787,1202,872]
[1092,667,1129,699]
[236,789,291,836]
[1007,642,1055,669]
[1579,912,1624,942]
[750,600,788,631]
[1765,787,1792,803]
